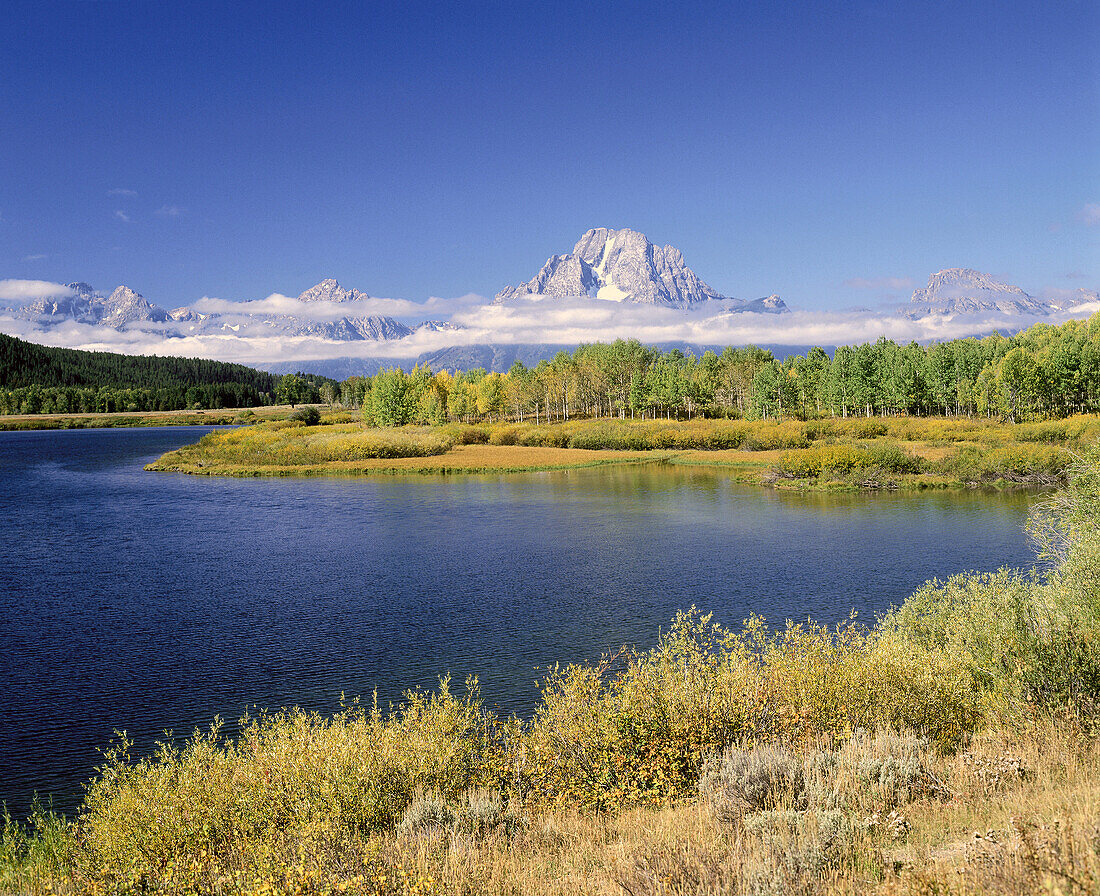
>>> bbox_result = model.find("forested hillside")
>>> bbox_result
[343,313,1100,425]
[0,334,329,413]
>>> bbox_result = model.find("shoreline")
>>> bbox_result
[140,414,1079,490]
[0,405,294,431]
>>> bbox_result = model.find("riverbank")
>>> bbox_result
[149,441,669,476]
[0,405,295,431]
[145,414,1091,489]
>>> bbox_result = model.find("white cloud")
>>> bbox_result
[107,188,138,197]
[21,254,47,262]
[189,291,485,322]
[3,292,1099,370]
[114,210,131,223]
[0,279,75,303]
[843,276,914,291]
[155,205,183,218]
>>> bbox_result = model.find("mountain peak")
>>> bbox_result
[107,285,143,303]
[297,279,370,303]
[904,268,1091,319]
[496,227,739,307]
[99,285,170,327]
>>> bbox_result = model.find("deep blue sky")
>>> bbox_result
[1,0,1096,310]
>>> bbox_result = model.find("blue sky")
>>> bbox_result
[1,0,1096,311]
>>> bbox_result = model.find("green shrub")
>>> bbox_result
[743,422,811,451]
[778,445,872,478]
[289,406,321,425]
[519,426,569,448]
[566,422,648,450]
[936,444,1069,482]
[850,419,888,439]
[865,441,923,474]
[1015,421,1070,443]
[802,420,836,442]
[778,442,922,480]
[74,680,497,887]
[488,425,521,445]
[440,423,490,445]
[0,801,71,892]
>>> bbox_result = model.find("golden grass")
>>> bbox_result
[8,718,1092,895]
[143,416,1096,488]
[0,403,306,430]
[148,442,665,476]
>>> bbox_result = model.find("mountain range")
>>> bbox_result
[3,229,1097,376]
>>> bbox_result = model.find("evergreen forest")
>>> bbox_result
[0,334,332,413]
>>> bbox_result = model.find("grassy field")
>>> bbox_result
[0,405,293,431]
[4,448,1100,894]
[148,440,666,476]
[145,413,1099,488]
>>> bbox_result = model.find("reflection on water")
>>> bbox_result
[0,427,1038,815]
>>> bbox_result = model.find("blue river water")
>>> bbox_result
[0,426,1039,816]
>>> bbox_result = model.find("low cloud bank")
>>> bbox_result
[0,279,76,303]
[190,292,486,322]
[3,291,1099,370]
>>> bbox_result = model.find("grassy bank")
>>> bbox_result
[146,414,1098,487]
[5,450,1100,894]
[0,405,295,431]
[145,422,663,476]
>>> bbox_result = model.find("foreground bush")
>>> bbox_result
[73,681,498,891]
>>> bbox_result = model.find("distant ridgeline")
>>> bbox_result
[342,313,1100,425]
[0,334,333,414]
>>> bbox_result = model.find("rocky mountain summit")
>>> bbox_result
[296,278,372,304]
[273,280,411,340]
[903,269,1097,319]
[11,279,413,341]
[98,286,171,327]
[20,282,171,327]
[495,227,788,312]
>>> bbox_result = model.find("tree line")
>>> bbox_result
[0,334,335,414]
[340,314,1100,425]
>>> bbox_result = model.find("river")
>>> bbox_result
[0,426,1039,815]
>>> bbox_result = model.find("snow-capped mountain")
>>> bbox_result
[495,227,788,312]
[10,279,414,341]
[5,256,1097,378]
[98,286,171,327]
[296,278,371,304]
[280,280,411,339]
[902,269,1097,319]
[18,282,171,327]
[21,281,98,321]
